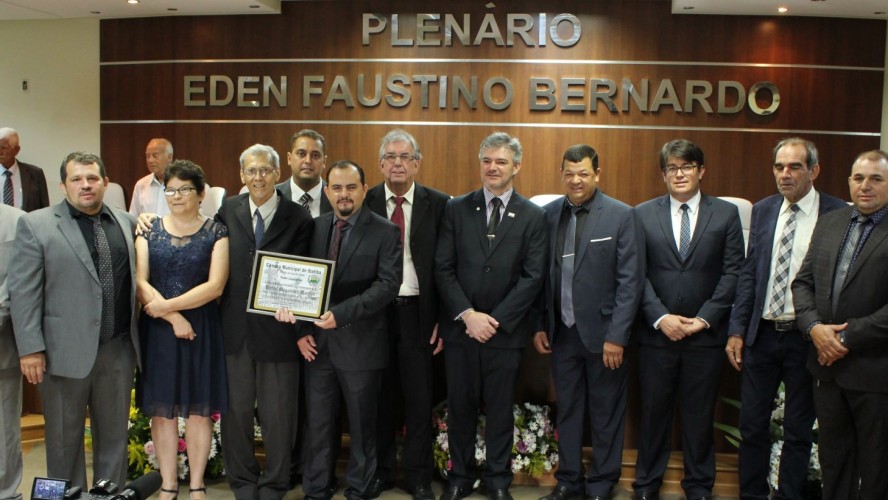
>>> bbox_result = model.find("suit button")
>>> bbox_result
[484,266,491,273]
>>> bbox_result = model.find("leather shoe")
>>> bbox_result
[364,478,394,499]
[439,486,471,500]
[539,485,584,500]
[633,492,659,500]
[411,485,435,500]
[587,496,610,500]
[488,489,513,500]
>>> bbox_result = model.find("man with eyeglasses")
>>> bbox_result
[726,138,845,499]
[130,138,174,217]
[216,144,314,500]
[278,129,332,217]
[363,130,450,500]
[632,139,744,500]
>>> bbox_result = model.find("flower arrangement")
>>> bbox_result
[124,390,225,480]
[433,402,558,479]
[767,386,821,494]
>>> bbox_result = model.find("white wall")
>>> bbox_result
[0,18,100,205]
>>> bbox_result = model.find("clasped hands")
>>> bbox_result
[463,310,499,343]
[659,314,706,341]
[809,322,849,366]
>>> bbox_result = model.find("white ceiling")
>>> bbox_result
[0,0,885,21]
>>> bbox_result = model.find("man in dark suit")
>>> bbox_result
[632,139,744,500]
[277,129,332,217]
[0,203,24,500]
[793,149,888,499]
[0,127,50,212]
[11,152,140,489]
[726,138,846,499]
[435,132,547,500]
[533,145,644,500]
[365,130,449,500]
[277,161,402,500]
[217,144,313,500]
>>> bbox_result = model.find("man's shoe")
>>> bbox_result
[439,486,471,500]
[488,488,513,500]
[539,485,583,500]
[633,492,659,500]
[411,485,435,500]
[364,478,394,499]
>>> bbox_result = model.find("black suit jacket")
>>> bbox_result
[365,182,449,347]
[792,206,888,393]
[729,191,847,345]
[300,207,402,371]
[634,193,745,347]
[17,161,50,212]
[216,192,313,362]
[435,189,548,349]
[276,178,332,215]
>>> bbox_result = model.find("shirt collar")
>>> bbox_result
[851,203,888,226]
[249,192,280,219]
[1,161,19,175]
[483,187,513,207]
[66,199,112,219]
[670,190,702,215]
[781,187,817,216]
[291,178,323,201]
[384,182,415,205]
[564,189,597,212]
[149,175,164,187]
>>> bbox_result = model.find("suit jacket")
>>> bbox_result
[792,206,888,393]
[538,192,644,353]
[276,178,332,215]
[365,182,449,346]
[729,191,847,345]
[216,191,313,362]
[9,202,140,378]
[17,162,50,213]
[634,193,745,347]
[435,189,548,349]
[0,205,24,371]
[301,207,402,371]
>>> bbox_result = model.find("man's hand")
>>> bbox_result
[602,341,624,369]
[658,314,690,341]
[533,331,551,354]
[298,335,318,362]
[315,310,337,330]
[275,307,298,324]
[429,323,443,355]
[136,213,158,235]
[683,317,707,335]
[810,322,849,366]
[170,315,195,340]
[20,352,46,385]
[464,311,498,343]
[725,335,744,371]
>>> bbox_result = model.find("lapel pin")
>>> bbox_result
[508,212,515,218]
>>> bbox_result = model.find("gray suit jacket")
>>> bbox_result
[538,192,644,352]
[0,205,24,371]
[10,202,140,378]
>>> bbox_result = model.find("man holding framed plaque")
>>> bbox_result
[277,160,402,500]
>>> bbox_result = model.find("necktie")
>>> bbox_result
[299,193,312,212]
[3,170,12,206]
[679,203,691,260]
[766,204,800,319]
[327,219,349,262]
[560,206,579,327]
[391,196,406,247]
[832,215,869,312]
[254,209,265,247]
[89,215,115,343]
[487,197,502,247]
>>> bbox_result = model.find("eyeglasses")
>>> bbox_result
[242,167,277,178]
[383,153,415,163]
[163,186,197,197]
[664,164,698,176]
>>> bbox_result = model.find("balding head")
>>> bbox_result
[145,138,174,179]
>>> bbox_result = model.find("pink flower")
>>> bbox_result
[447,460,453,471]
[178,438,187,453]
[211,413,221,423]
[144,441,156,456]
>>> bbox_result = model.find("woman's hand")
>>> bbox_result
[170,314,195,340]
[144,296,173,318]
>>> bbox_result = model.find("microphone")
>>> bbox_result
[112,472,162,500]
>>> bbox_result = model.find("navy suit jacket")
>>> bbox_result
[435,189,547,349]
[728,191,847,346]
[634,193,745,347]
[538,192,644,352]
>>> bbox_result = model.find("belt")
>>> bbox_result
[762,319,797,332]
[392,296,418,306]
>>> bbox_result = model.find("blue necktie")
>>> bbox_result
[254,209,265,247]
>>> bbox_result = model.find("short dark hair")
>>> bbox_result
[59,152,106,182]
[773,137,819,169]
[659,139,704,171]
[164,159,206,194]
[325,160,365,184]
[289,129,327,155]
[562,144,599,171]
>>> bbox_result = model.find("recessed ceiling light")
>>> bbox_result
[127,0,139,4]
[778,7,788,13]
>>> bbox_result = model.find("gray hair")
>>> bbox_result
[148,137,174,156]
[239,144,280,169]
[378,129,422,161]
[478,132,522,163]
[0,128,19,147]
[773,137,819,169]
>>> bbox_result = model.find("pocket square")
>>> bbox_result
[589,237,613,243]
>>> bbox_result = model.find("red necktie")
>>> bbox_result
[391,196,405,247]
[327,219,349,262]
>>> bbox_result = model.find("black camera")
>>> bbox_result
[31,472,161,500]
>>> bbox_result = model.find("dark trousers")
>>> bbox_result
[302,352,382,500]
[814,379,888,500]
[738,325,814,500]
[551,322,627,497]
[222,345,300,500]
[444,340,522,491]
[633,343,723,498]
[376,299,435,489]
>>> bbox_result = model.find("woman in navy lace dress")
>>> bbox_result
[135,160,229,500]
